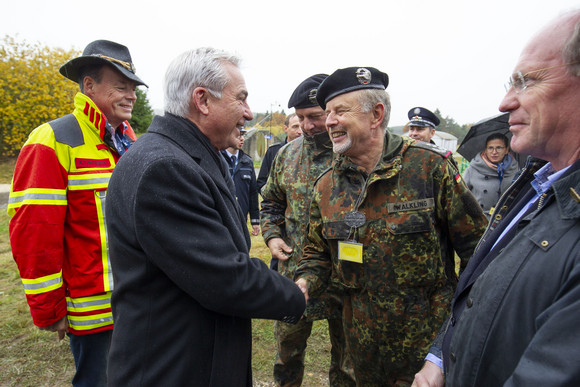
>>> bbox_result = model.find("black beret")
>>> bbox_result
[288,74,329,109]
[316,67,388,110]
[407,107,440,128]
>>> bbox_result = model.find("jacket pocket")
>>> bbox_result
[370,211,439,290]
[322,221,363,290]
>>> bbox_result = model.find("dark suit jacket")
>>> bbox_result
[106,113,305,386]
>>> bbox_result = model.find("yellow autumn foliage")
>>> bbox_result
[251,111,287,140]
[0,36,80,157]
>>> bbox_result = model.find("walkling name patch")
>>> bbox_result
[387,198,434,213]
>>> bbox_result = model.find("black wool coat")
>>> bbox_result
[106,113,305,386]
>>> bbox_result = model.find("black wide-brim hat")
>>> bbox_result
[59,39,147,87]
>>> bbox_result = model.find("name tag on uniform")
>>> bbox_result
[75,158,111,169]
[387,198,435,213]
[338,241,363,263]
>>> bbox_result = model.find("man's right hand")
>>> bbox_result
[412,361,445,387]
[267,237,293,261]
[39,316,68,341]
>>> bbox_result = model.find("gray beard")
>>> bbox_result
[333,137,352,155]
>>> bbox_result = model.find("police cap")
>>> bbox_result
[407,107,440,128]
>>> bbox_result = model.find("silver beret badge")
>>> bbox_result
[308,88,318,105]
[356,68,372,85]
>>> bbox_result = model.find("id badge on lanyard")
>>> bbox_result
[338,210,366,264]
[338,240,363,263]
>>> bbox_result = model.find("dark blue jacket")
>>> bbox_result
[221,149,260,225]
[432,157,580,386]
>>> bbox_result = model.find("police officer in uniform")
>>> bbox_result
[405,107,440,144]
[221,129,260,235]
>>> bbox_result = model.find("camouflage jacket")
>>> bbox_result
[261,131,334,278]
[295,131,487,323]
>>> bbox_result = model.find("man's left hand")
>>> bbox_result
[39,316,68,341]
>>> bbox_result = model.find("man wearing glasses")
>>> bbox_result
[413,9,580,386]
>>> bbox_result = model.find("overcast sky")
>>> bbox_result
[2,0,578,126]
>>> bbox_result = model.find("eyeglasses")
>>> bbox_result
[486,146,506,153]
[504,61,580,93]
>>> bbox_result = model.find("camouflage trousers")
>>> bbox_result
[273,317,355,387]
[342,293,434,387]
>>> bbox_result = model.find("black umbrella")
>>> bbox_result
[457,113,528,168]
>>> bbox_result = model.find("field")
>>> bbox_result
[0,158,330,386]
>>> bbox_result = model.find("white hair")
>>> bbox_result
[562,10,580,76]
[356,89,391,130]
[163,47,241,117]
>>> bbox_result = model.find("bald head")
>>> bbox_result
[520,10,580,72]
[499,9,580,170]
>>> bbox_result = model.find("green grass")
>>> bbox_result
[249,233,330,386]
[0,211,75,387]
[0,158,329,386]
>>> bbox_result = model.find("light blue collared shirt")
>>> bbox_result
[427,162,571,371]
[493,162,570,249]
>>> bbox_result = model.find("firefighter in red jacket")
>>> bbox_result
[7,40,146,386]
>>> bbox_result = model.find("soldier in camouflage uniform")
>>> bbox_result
[261,74,355,387]
[294,67,487,386]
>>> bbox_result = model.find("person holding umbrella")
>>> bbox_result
[463,133,520,218]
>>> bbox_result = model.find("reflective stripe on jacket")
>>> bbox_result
[8,92,133,334]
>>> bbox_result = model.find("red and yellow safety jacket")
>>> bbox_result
[8,92,136,335]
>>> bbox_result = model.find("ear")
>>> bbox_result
[370,103,385,130]
[192,87,210,116]
[83,76,96,97]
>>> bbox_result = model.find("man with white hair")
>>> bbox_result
[413,9,580,387]
[106,47,306,386]
[294,67,486,385]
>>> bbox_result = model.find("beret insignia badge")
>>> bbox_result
[308,88,318,105]
[356,68,372,85]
